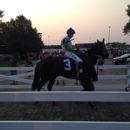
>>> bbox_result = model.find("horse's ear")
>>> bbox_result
[103,38,105,43]
[97,39,99,42]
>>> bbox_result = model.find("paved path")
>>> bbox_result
[0,101,130,121]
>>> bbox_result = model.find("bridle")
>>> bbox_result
[101,41,108,57]
[83,41,107,76]
[84,52,98,57]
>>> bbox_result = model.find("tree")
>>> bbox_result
[0,10,4,18]
[6,15,44,57]
[123,5,130,35]
[0,10,9,53]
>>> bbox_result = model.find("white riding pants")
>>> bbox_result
[65,51,82,63]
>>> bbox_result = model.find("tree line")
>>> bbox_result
[0,11,44,58]
[106,4,130,49]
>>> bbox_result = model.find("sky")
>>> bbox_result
[1,0,130,45]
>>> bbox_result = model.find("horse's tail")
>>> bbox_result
[32,63,40,91]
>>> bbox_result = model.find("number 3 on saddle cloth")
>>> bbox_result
[62,56,98,82]
[62,57,76,72]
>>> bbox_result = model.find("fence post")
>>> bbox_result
[125,66,130,91]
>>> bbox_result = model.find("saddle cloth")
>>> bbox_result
[62,56,76,72]
[62,56,98,82]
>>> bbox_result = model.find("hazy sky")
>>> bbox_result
[1,0,130,45]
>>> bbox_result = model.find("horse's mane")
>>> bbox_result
[84,43,97,54]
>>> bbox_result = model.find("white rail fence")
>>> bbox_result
[0,65,130,130]
[0,91,130,130]
[0,65,130,91]
[0,121,130,130]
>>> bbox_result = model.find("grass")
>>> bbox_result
[0,60,25,67]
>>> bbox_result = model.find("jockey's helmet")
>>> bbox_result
[66,28,75,34]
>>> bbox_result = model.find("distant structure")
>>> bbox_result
[75,43,95,50]
[42,43,96,53]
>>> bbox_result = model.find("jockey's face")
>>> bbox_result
[68,33,74,39]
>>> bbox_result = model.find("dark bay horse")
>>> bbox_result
[32,38,109,92]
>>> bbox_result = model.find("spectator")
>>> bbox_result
[25,52,34,79]
[51,51,57,56]
[98,55,105,71]
[81,65,98,91]
[39,52,45,61]
[9,54,19,85]
[37,52,45,63]
[27,52,33,60]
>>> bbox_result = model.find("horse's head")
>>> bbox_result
[97,38,109,58]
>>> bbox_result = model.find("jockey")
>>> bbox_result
[61,27,87,80]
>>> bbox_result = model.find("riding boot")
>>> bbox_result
[78,62,87,80]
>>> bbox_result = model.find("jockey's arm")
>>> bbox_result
[64,43,75,52]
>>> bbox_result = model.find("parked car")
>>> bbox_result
[126,58,130,64]
[112,53,130,65]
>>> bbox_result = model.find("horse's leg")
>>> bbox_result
[80,78,94,109]
[37,78,49,91]
[88,80,94,108]
[46,76,57,105]
[81,80,95,91]
[80,78,91,91]
[47,76,57,91]
[34,78,49,105]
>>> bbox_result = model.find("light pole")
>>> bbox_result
[89,37,91,43]
[37,33,42,56]
[57,40,58,45]
[108,26,111,43]
[48,35,50,46]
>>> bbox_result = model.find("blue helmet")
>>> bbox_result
[66,28,75,34]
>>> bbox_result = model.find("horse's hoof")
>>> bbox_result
[88,102,94,109]
[32,88,36,91]
[34,101,39,105]
[91,105,94,109]
[52,101,56,105]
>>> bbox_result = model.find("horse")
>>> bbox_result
[32,38,109,107]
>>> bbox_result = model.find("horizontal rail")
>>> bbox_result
[0,65,129,71]
[97,65,130,69]
[0,91,130,102]
[0,121,130,130]
[56,75,128,80]
[0,67,34,70]
[0,72,33,82]
[0,85,128,90]
[0,74,128,83]
[0,74,32,84]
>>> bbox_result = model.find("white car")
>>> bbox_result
[112,54,130,65]
[127,58,130,64]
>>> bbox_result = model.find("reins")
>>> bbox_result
[84,52,98,57]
